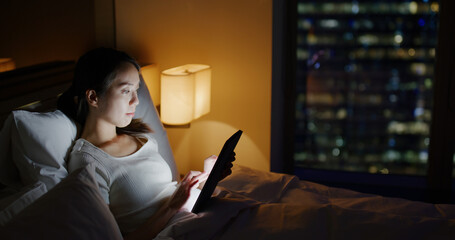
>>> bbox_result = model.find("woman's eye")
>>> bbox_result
[122,89,131,94]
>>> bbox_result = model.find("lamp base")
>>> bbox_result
[163,123,191,128]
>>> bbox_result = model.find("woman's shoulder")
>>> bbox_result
[68,138,107,171]
[71,138,102,156]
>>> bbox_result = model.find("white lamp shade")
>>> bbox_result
[161,64,211,125]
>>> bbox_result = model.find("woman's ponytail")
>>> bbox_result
[117,119,153,137]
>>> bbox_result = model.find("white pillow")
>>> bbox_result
[2,165,123,240]
[10,110,77,190]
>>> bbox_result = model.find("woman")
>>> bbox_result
[58,48,230,239]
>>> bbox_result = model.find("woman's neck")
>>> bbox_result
[81,118,145,157]
[81,116,118,147]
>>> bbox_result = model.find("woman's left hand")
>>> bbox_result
[220,151,235,180]
[203,152,236,181]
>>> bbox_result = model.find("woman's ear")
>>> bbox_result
[86,89,99,107]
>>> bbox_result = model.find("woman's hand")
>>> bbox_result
[125,171,207,240]
[221,151,236,180]
[203,152,236,181]
[167,171,208,210]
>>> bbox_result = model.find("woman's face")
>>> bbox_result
[96,62,140,128]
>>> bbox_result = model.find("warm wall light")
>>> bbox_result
[161,64,211,126]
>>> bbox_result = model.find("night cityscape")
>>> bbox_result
[294,0,440,176]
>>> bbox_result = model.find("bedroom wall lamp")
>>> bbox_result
[161,64,211,127]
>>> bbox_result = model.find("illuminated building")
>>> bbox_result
[294,1,439,175]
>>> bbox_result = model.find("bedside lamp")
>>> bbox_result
[161,64,211,126]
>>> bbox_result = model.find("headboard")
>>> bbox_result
[0,61,75,126]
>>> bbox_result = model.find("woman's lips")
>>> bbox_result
[126,112,135,117]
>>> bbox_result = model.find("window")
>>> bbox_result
[272,0,455,203]
[295,1,438,175]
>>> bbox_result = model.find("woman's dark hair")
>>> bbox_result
[58,47,152,136]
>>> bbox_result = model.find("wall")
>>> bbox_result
[115,0,272,174]
[0,0,97,68]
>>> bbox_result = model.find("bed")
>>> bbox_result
[1,63,455,239]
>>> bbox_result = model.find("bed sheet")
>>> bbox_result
[156,165,455,240]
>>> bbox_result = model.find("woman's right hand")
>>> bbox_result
[125,172,206,240]
[167,171,207,210]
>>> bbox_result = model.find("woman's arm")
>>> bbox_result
[123,172,202,240]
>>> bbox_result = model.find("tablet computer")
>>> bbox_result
[191,130,243,213]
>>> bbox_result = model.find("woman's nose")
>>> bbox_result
[130,91,139,106]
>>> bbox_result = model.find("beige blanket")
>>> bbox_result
[156,165,455,240]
